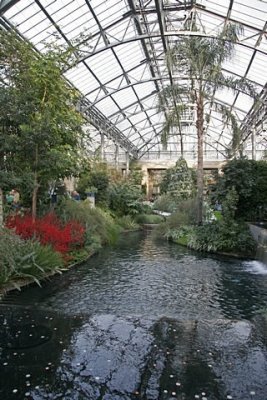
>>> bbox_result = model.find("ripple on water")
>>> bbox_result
[1,232,267,399]
[2,232,267,321]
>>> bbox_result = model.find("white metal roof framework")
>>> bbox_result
[0,0,266,161]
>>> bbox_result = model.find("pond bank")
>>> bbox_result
[1,230,267,399]
[0,248,96,300]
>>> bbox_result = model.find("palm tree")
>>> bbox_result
[0,189,3,227]
[158,24,257,224]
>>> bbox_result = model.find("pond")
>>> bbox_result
[1,230,267,399]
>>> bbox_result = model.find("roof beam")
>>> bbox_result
[65,31,267,70]
[0,0,20,15]
[79,98,139,158]
[1,3,139,158]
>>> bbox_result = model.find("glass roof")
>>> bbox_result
[1,0,266,161]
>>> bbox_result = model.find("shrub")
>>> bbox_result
[77,168,109,204]
[153,194,177,213]
[164,225,193,246]
[159,158,196,200]
[56,199,120,246]
[135,214,165,224]
[5,213,85,254]
[116,215,139,230]
[108,181,145,216]
[153,198,197,239]
[0,228,64,286]
[187,220,256,255]
[212,158,267,221]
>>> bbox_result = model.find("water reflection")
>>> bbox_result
[1,231,267,399]
[1,307,267,399]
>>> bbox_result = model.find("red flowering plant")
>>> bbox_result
[5,213,85,255]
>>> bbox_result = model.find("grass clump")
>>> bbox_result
[153,194,177,213]
[0,228,64,288]
[116,215,139,231]
[57,199,121,247]
[153,198,197,239]
[135,214,165,224]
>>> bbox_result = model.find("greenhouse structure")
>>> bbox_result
[1,1,267,399]
[1,0,266,161]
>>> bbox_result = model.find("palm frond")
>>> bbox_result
[157,84,189,112]
[217,76,258,98]
[160,105,186,149]
[217,23,243,61]
[213,101,242,157]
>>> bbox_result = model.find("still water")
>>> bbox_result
[1,230,267,399]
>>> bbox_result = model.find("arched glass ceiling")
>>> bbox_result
[1,0,267,160]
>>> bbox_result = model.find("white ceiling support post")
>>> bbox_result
[252,126,256,160]
[115,143,119,170]
[126,151,130,176]
[100,131,105,161]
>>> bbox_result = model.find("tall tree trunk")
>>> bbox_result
[196,95,204,225]
[32,144,39,221]
[180,133,184,158]
[0,187,3,227]
[32,171,39,221]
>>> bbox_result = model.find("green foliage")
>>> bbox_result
[173,198,198,223]
[159,25,249,147]
[108,181,145,216]
[158,24,258,224]
[187,220,256,256]
[116,215,139,231]
[213,159,267,221]
[77,162,109,204]
[164,225,193,246]
[135,214,165,224]
[56,199,120,247]
[129,162,143,186]
[214,211,223,221]
[153,198,197,238]
[153,194,178,213]
[160,158,196,201]
[0,30,87,216]
[188,190,256,255]
[222,187,239,220]
[155,191,256,256]
[0,228,64,286]
[67,245,98,264]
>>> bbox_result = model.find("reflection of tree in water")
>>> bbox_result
[148,317,267,400]
[142,317,223,400]
[1,309,267,399]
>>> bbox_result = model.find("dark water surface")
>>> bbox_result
[1,230,267,399]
